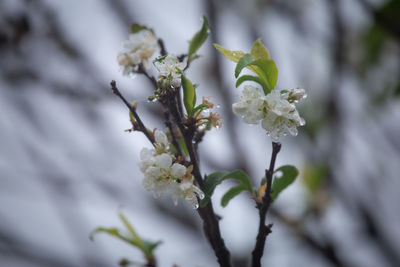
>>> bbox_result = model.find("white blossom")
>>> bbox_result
[232,86,305,141]
[154,129,168,147]
[286,88,307,103]
[179,180,205,209]
[171,163,187,178]
[117,30,159,75]
[261,90,305,141]
[232,85,264,124]
[139,148,154,172]
[137,129,204,208]
[154,54,186,88]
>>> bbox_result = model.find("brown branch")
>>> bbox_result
[137,64,157,88]
[165,93,231,267]
[163,109,183,156]
[110,80,155,144]
[251,142,281,267]
[158,39,167,56]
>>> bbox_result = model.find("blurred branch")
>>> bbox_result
[358,0,400,43]
[104,0,134,27]
[204,0,251,175]
[270,208,348,267]
[0,229,75,267]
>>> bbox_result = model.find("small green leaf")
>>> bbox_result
[235,54,254,78]
[235,75,269,92]
[247,59,278,93]
[192,104,210,117]
[251,39,270,60]
[181,74,196,116]
[90,227,125,242]
[271,165,299,201]
[213,44,245,63]
[221,185,246,207]
[200,170,253,207]
[154,55,168,63]
[91,212,162,262]
[119,212,141,241]
[188,16,209,62]
[131,24,148,34]
[142,240,162,257]
[201,171,229,207]
[178,137,189,157]
[224,170,253,192]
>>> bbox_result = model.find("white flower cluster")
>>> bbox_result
[154,54,186,88]
[117,30,159,75]
[232,85,306,141]
[139,130,204,209]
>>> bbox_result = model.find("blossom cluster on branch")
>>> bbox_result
[233,86,306,141]
[117,28,159,74]
[94,17,307,267]
[139,130,204,209]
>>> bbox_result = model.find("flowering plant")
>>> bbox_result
[91,17,305,267]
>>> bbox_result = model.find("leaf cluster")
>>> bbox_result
[214,39,278,94]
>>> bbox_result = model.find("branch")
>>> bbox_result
[251,142,281,267]
[158,38,167,56]
[270,208,346,267]
[165,92,231,267]
[163,109,183,156]
[137,64,157,88]
[358,0,400,43]
[110,80,155,144]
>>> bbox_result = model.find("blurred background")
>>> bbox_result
[1,0,400,266]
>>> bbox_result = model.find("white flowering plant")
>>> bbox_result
[91,17,305,267]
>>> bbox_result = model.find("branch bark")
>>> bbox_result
[251,142,281,267]
[110,80,155,144]
[166,93,232,267]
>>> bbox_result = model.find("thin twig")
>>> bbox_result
[251,142,281,267]
[163,109,183,156]
[137,64,158,88]
[110,80,155,144]
[158,39,167,56]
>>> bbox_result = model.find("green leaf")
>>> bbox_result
[224,170,253,191]
[221,185,246,207]
[200,170,253,207]
[236,75,269,92]
[192,104,209,115]
[154,55,168,63]
[247,59,278,93]
[213,44,245,63]
[90,227,127,242]
[271,165,299,201]
[119,212,141,241]
[131,24,149,34]
[201,171,228,207]
[142,240,162,257]
[235,54,254,78]
[251,39,271,60]
[181,74,196,116]
[178,137,189,157]
[188,16,209,62]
